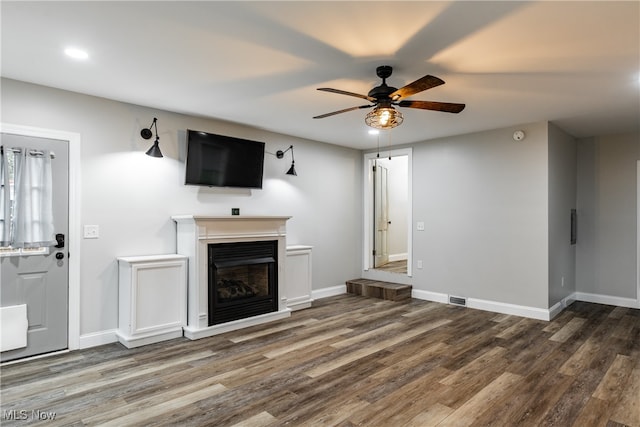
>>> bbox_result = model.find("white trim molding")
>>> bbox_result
[411,289,449,304]
[466,298,553,321]
[79,330,118,349]
[574,291,639,309]
[363,148,413,277]
[311,285,346,300]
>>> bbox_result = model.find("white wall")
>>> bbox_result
[576,132,639,301]
[547,123,577,306]
[411,122,550,309]
[1,78,363,337]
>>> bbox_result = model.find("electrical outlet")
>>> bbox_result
[417,260,423,269]
[83,225,99,239]
[417,221,425,231]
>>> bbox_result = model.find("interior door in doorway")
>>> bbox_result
[1,134,69,362]
[373,160,389,268]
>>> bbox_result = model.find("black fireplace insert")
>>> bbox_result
[208,240,278,325]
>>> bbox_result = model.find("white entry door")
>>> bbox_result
[1,133,69,362]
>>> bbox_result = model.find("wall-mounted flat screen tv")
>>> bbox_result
[185,129,265,189]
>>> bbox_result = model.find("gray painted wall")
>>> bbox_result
[411,122,550,309]
[1,78,363,336]
[576,132,639,300]
[547,123,577,306]
[3,77,636,338]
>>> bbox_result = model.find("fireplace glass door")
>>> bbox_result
[208,240,277,325]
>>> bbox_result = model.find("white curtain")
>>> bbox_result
[0,147,11,246]
[11,148,55,248]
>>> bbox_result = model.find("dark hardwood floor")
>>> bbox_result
[1,294,638,426]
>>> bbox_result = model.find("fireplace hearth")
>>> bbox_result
[208,240,278,325]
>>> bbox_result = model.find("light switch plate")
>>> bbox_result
[84,225,99,239]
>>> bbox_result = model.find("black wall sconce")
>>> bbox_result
[276,145,297,176]
[140,117,163,158]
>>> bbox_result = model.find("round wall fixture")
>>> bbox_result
[513,130,526,141]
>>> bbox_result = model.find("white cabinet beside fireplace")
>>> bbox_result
[285,245,313,310]
[117,254,187,348]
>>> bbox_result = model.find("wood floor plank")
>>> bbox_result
[438,371,522,426]
[306,319,451,378]
[99,383,226,427]
[1,296,637,427]
[229,317,319,343]
[592,353,635,401]
[230,411,276,427]
[559,337,604,376]
[610,366,640,426]
[262,328,352,359]
[65,350,215,396]
[82,375,228,425]
[549,317,587,342]
[405,403,455,427]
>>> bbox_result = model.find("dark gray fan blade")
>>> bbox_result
[390,75,445,100]
[317,88,375,102]
[313,105,372,119]
[398,100,465,113]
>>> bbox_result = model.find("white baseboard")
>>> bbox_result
[411,289,448,304]
[311,285,346,300]
[466,298,552,321]
[574,292,639,309]
[388,253,408,262]
[79,329,118,349]
[412,289,554,321]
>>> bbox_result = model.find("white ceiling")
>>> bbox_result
[2,1,639,150]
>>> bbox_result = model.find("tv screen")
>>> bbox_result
[185,130,265,189]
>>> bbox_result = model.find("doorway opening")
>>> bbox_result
[0,123,80,362]
[363,148,412,277]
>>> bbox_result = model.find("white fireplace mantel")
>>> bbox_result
[172,215,292,339]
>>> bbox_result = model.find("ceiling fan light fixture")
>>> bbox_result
[365,107,403,130]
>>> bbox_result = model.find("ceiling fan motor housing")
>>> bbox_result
[369,65,397,102]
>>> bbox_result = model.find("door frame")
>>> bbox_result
[363,147,412,276]
[1,123,81,351]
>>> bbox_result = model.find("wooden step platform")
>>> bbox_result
[345,278,412,302]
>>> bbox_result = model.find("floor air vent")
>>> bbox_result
[449,296,467,307]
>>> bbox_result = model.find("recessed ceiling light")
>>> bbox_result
[64,47,89,60]
[368,129,380,135]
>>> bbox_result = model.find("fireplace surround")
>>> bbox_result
[172,215,291,339]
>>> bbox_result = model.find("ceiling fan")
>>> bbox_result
[313,65,465,130]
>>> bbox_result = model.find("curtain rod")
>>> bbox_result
[0,146,56,159]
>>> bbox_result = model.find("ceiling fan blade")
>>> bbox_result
[390,75,445,100]
[313,105,372,119]
[398,100,466,113]
[317,88,375,102]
